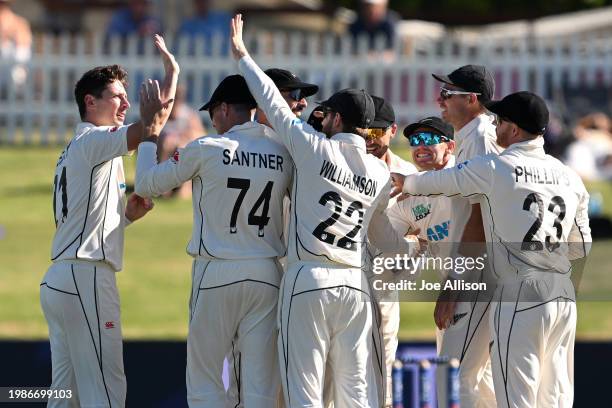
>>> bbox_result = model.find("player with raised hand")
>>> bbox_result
[40,34,179,408]
[230,14,421,407]
[135,73,292,407]
[391,91,591,408]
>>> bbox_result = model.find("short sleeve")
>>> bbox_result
[78,125,129,164]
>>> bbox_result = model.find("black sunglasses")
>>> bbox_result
[280,88,303,101]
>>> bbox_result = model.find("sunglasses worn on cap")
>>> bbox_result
[439,88,481,101]
[280,88,303,101]
[492,114,511,127]
[408,132,450,147]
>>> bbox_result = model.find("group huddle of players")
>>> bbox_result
[41,14,590,408]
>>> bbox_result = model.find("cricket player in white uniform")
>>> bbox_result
[256,67,319,271]
[386,117,456,250]
[40,35,179,408]
[385,117,457,404]
[431,65,502,407]
[392,91,591,408]
[362,96,418,408]
[135,74,292,408]
[230,15,421,408]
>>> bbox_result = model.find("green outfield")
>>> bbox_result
[1,145,611,340]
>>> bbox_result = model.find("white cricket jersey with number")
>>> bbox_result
[135,121,292,260]
[239,56,410,268]
[405,138,592,408]
[50,122,130,272]
[403,137,592,281]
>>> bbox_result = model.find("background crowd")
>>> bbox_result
[2,0,612,187]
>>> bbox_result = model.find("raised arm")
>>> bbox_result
[135,140,202,198]
[126,35,180,151]
[229,14,320,160]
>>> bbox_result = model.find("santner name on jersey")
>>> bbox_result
[319,159,378,197]
[222,148,284,171]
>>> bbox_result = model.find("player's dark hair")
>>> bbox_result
[74,65,128,120]
[230,103,257,115]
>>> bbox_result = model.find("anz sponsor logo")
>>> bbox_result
[427,220,451,242]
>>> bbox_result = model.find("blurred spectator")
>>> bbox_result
[40,0,86,34]
[105,0,163,53]
[349,0,399,50]
[543,109,574,159]
[564,112,612,181]
[177,0,231,55]
[157,86,206,198]
[0,0,31,91]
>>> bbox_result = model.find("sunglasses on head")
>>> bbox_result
[439,88,481,101]
[281,88,303,101]
[408,132,450,147]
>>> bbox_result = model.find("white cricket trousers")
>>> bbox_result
[376,299,399,407]
[491,278,576,408]
[187,258,281,408]
[278,262,379,408]
[435,299,496,408]
[40,260,125,408]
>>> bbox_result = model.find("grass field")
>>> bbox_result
[1,145,611,340]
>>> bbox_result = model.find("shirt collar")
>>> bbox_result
[455,113,494,143]
[502,136,545,156]
[225,121,262,135]
[330,132,366,151]
[76,122,95,133]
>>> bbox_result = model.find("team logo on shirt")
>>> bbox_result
[109,126,118,132]
[171,150,180,163]
[411,204,431,221]
[105,321,115,329]
[427,220,451,241]
[456,160,469,169]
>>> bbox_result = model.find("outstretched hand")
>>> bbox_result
[139,79,173,129]
[230,14,249,60]
[154,34,179,75]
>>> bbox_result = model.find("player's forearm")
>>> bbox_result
[404,159,489,198]
[368,210,417,256]
[159,65,179,111]
[238,56,298,149]
[134,142,182,197]
[404,170,459,197]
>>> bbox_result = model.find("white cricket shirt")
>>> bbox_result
[403,137,592,279]
[387,155,455,243]
[449,114,502,244]
[51,122,130,272]
[239,56,411,267]
[135,121,292,259]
